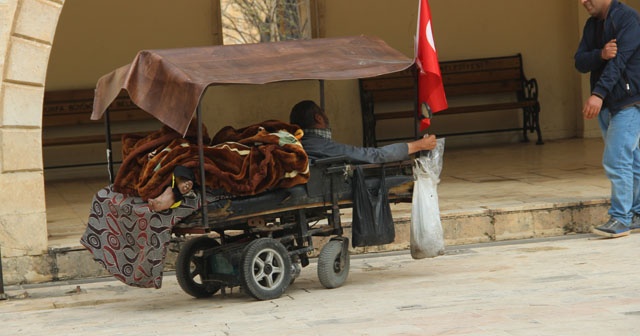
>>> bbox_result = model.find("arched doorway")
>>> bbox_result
[0,0,220,285]
[0,0,61,284]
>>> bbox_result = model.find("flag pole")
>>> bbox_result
[415,0,448,132]
[414,0,422,141]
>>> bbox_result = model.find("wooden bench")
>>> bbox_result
[359,54,543,147]
[42,89,157,169]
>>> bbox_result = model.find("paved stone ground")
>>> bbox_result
[2,233,640,336]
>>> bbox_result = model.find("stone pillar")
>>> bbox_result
[0,0,63,284]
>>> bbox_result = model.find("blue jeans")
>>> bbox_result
[598,105,640,225]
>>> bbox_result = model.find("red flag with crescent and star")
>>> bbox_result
[415,0,448,130]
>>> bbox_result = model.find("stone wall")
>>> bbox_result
[0,0,611,286]
[0,0,63,283]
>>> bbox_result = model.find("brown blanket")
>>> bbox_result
[113,120,309,200]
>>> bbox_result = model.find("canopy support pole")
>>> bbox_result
[196,104,208,227]
[413,66,420,141]
[319,80,325,110]
[105,108,114,184]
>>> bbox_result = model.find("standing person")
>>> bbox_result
[289,100,437,164]
[575,0,640,237]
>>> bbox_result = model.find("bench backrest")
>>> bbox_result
[358,54,539,147]
[43,89,152,128]
[359,67,417,104]
[42,89,159,169]
[359,54,526,104]
[441,54,526,97]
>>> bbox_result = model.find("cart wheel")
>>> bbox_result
[240,238,292,300]
[176,236,221,298]
[317,239,350,289]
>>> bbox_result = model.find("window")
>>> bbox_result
[220,0,312,44]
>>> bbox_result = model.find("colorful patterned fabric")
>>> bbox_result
[80,185,201,289]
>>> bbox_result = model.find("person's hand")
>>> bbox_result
[601,39,617,60]
[407,134,437,154]
[421,134,437,150]
[582,95,603,120]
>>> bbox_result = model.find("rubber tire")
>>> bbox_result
[317,240,350,289]
[176,236,222,298]
[240,238,292,301]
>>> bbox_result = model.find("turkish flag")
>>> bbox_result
[415,0,447,130]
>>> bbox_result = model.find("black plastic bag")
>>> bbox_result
[351,166,395,247]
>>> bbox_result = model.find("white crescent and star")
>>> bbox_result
[426,20,436,52]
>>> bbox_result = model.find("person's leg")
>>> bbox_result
[593,109,628,237]
[631,123,640,230]
[597,108,616,219]
[633,143,640,213]
[598,107,610,138]
[599,106,640,225]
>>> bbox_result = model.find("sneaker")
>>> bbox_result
[592,218,631,238]
[631,214,640,232]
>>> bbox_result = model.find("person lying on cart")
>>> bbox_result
[148,165,197,212]
[289,100,437,163]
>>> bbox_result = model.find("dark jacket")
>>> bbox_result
[575,0,640,113]
[300,133,409,164]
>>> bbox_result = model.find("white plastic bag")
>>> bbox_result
[410,138,445,259]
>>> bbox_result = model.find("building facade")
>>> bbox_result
[0,0,633,284]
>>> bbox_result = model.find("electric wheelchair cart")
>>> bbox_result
[91,35,418,301]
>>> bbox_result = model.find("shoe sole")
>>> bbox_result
[631,227,640,233]
[592,227,631,238]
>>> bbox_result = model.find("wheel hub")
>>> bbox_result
[333,255,343,272]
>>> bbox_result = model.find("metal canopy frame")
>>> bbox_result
[95,35,414,227]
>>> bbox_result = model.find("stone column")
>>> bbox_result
[0,0,63,283]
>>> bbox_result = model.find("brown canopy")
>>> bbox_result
[91,35,413,136]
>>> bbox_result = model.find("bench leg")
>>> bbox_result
[521,108,531,143]
[522,104,544,145]
[522,115,530,143]
[532,103,544,145]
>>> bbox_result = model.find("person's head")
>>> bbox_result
[289,100,330,129]
[580,0,612,19]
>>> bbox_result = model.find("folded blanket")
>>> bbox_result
[113,120,309,200]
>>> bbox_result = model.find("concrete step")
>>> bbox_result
[8,197,608,286]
